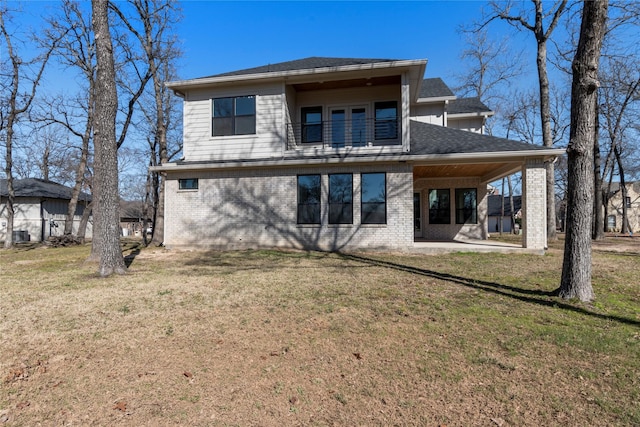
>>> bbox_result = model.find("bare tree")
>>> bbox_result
[111,0,182,246]
[1,7,61,248]
[559,0,608,301]
[483,0,569,241]
[92,0,126,276]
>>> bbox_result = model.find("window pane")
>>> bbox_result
[212,117,233,136]
[179,178,198,190]
[213,98,233,117]
[235,96,255,115]
[352,108,366,146]
[429,189,450,224]
[297,175,321,224]
[302,107,323,143]
[329,174,352,224]
[362,173,386,224]
[455,188,477,224]
[235,116,256,135]
[375,101,398,140]
[331,110,345,148]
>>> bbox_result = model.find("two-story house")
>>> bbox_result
[154,57,563,252]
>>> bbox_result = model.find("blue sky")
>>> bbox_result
[7,1,536,93]
[176,1,507,82]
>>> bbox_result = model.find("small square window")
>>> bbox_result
[179,179,199,190]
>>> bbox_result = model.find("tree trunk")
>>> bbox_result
[4,126,15,249]
[77,201,92,244]
[592,98,605,240]
[559,0,608,302]
[614,147,630,234]
[92,0,126,276]
[507,176,516,234]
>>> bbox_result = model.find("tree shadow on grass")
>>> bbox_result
[339,253,640,327]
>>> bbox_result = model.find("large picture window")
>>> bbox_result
[456,188,477,224]
[301,106,323,143]
[374,101,398,140]
[329,174,353,224]
[361,173,386,224]
[212,96,256,136]
[429,189,450,224]
[297,175,321,224]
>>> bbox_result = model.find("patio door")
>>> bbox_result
[330,106,367,148]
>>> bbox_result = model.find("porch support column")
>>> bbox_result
[522,158,547,250]
[401,73,410,152]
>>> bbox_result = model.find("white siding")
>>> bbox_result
[448,117,484,134]
[183,82,285,162]
[410,103,446,126]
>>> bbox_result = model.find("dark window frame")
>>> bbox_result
[361,172,387,225]
[455,188,478,224]
[374,101,398,140]
[428,188,451,224]
[301,106,323,143]
[297,174,321,225]
[328,173,353,224]
[178,178,199,190]
[212,95,256,136]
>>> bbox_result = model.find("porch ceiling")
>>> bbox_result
[413,162,521,182]
[292,75,401,92]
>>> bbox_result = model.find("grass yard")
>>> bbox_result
[0,238,639,426]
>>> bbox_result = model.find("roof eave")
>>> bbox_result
[448,111,495,118]
[151,148,565,173]
[416,96,457,103]
[167,59,428,92]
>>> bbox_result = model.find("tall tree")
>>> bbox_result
[1,7,59,248]
[559,0,608,301]
[484,0,569,241]
[111,0,182,246]
[92,0,126,276]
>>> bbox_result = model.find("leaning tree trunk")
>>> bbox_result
[614,147,630,234]
[592,100,605,240]
[559,0,608,302]
[92,0,126,276]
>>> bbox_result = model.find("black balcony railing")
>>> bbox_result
[286,118,401,150]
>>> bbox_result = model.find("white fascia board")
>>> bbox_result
[448,111,495,118]
[416,96,457,103]
[166,59,428,92]
[150,148,565,173]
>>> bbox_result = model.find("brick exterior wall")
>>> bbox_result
[164,163,414,251]
[522,159,547,250]
[414,177,488,240]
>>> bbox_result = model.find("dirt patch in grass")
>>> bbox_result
[1,241,639,426]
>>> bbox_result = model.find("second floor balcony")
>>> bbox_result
[286,117,402,151]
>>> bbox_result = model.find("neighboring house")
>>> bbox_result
[487,194,522,234]
[153,57,563,252]
[606,181,640,233]
[120,200,152,237]
[0,178,92,242]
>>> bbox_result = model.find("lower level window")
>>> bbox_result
[456,188,477,224]
[361,173,386,224]
[329,174,353,224]
[179,178,198,190]
[297,175,321,224]
[429,189,450,224]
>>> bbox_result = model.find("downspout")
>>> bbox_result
[443,100,448,127]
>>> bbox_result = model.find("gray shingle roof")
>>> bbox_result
[488,194,522,216]
[419,78,455,99]
[409,120,550,155]
[0,178,91,201]
[448,97,492,114]
[207,57,401,78]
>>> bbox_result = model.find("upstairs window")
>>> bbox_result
[429,189,450,224]
[361,173,386,224]
[329,174,353,224]
[374,101,398,140]
[456,188,477,224]
[301,106,323,143]
[625,196,632,208]
[297,175,321,224]
[212,96,256,136]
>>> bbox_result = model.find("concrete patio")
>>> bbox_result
[412,239,544,255]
